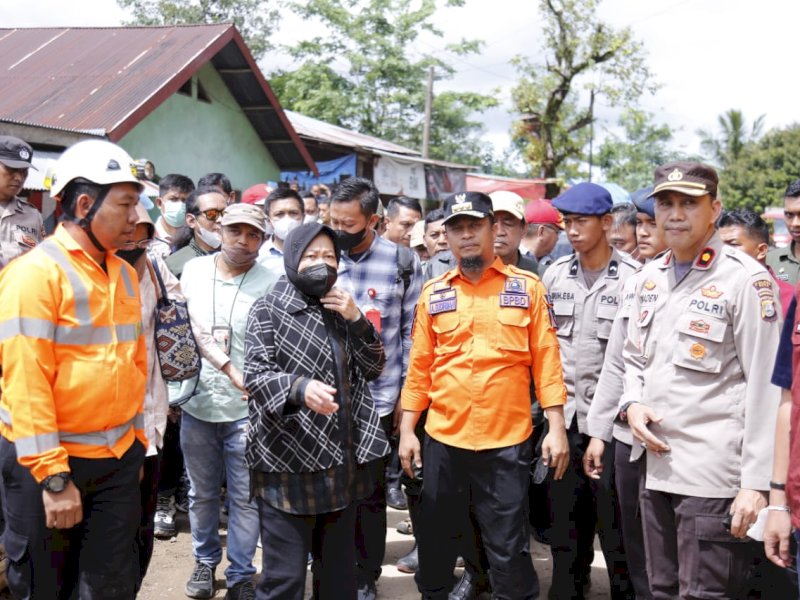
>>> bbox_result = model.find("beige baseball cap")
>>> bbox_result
[489,190,525,222]
[220,203,267,233]
[410,220,425,248]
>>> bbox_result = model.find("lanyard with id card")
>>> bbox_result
[211,256,249,356]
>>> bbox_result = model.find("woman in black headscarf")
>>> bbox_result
[244,223,390,600]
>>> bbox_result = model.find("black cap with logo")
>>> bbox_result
[442,191,494,224]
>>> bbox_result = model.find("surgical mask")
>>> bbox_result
[197,225,222,250]
[295,263,338,298]
[336,227,367,252]
[304,214,319,225]
[162,200,186,228]
[272,216,301,241]
[221,244,259,268]
[116,247,145,266]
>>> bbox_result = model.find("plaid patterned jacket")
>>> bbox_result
[244,277,390,473]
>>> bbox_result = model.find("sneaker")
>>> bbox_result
[224,580,255,600]
[386,486,408,510]
[185,561,215,599]
[395,517,413,535]
[154,495,177,539]
[176,471,191,512]
[357,581,377,600]
[396,544,418,573]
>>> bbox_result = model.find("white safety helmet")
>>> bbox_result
[46,140,143,199]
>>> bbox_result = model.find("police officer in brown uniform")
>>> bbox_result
[622,162,783,599]
[542,183,639,600]
[0,136,43,268]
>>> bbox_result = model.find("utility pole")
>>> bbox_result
[422,66,434,158]
[587,88,595,182]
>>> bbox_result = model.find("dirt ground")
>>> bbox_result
[138,507,611,599]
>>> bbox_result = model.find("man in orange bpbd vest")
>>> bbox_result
[399,191,569,600]
[0,140,149,599]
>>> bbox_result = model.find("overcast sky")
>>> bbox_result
[3,0,798,167]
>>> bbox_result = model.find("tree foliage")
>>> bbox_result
[118,0,279,57]
[596,109,679,192]
[270,0,498,164]
[510,0,655,196]
[697,109,765,168]
[719,124,800,212]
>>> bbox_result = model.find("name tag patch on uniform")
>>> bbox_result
[504,277,526,294]
[600,294,619,306]
[500,293,529,308]
[550,291,575,301]
[688,298,724,317]
[429,297,457,315]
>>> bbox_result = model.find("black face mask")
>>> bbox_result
[116,247,145,266]
[295,263,338,298]
[335,227,367,252]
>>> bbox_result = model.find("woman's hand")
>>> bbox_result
[304,380,339,415]
[320,288,360,322]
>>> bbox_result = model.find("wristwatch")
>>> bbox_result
[41,472,71,493]
[618,401,639,423]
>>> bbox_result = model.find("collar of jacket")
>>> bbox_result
[271,276,316,315]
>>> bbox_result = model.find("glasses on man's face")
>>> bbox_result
[123,239,153,250]
[199,208,225,222]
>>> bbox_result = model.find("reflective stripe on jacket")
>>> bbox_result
[0,225,148,482]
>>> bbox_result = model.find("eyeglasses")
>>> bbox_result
[198,208,225,222]
[123,239,153,250]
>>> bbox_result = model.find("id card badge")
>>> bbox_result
[211,325,232,355]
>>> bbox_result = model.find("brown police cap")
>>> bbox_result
[651,161,718,198]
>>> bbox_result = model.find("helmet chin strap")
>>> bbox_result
[75,187,110,253]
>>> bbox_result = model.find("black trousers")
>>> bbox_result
[546,422,632,600]
[136,452,162,593]
[355,414,392,584]
[257,498,357,600]
[415,436,538,600]
[614,442,651,600]
[157,418,183,496]
[0,437,145,600]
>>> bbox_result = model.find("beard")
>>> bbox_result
[459,255,485,272]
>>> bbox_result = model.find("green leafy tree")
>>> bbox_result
[597,109,678,191]
[271,0,497,164]
[719,124,800,212]
[510,0,656,197]
[697,109,765,168]
[117,0,279,57]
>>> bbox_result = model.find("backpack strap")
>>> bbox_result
[396,245,415,291]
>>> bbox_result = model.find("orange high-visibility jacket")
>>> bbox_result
[0,225,148,483]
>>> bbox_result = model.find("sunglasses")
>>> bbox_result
[198,208,225,222]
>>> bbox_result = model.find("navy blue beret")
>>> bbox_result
[631,186,655,218]
[552,182,613,216]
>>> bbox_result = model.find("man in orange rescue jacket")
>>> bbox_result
[0,140,148,599]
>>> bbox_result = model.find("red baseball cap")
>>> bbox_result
[525,199,564,229]
[241,183,271,206]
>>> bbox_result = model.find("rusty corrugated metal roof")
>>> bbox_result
[0,25,316,173]
[285,110,421,156]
